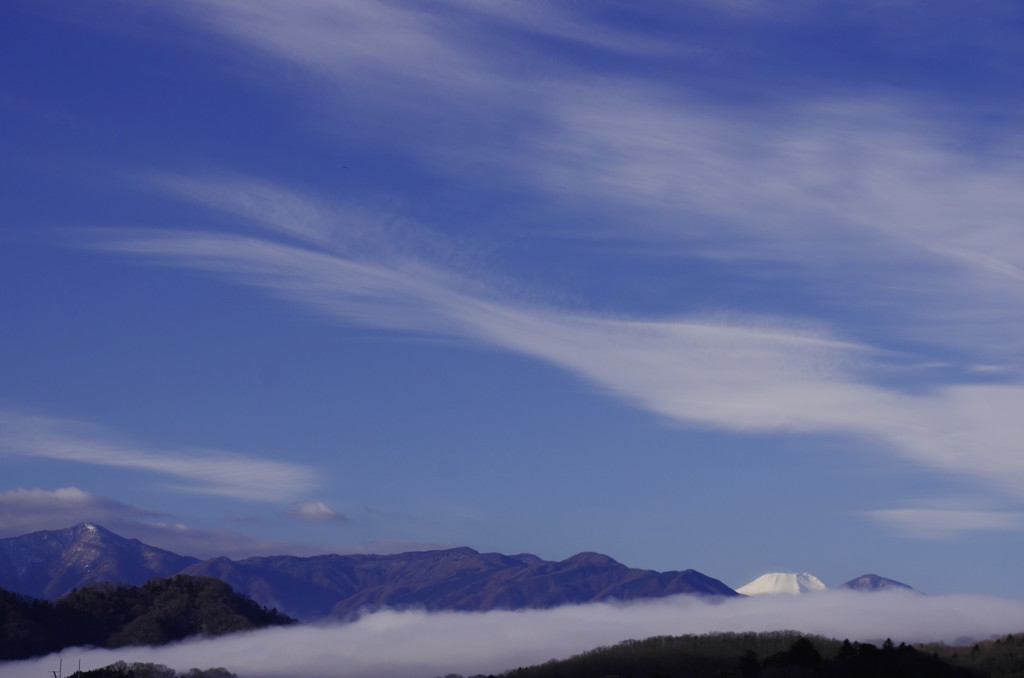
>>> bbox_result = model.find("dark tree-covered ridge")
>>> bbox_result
[474,631,985,678]
[920,634,1024,678]
[77,661,235,678]
[0,575,295,661]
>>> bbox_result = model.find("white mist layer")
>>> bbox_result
[5,591,1023,678]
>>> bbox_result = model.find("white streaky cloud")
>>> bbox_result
[95,216,1024,500]
[141,172,450,266]
[527,88,1024,352]
[288,501,347,522]
[168,0,1024,296]
[447,0,680,57]
[536,91,1024,275]
[866,508,1024,539]
[935,245,1024,283]
[0,487,332,558]
[5,591,1024,678]
[165,0,1024,361]
[124,523,455,559]
[83,0,1024,510]
[0,487,356,558]
[147,172,341,246]
[170,0,674,113]
[173,0,508,107]
[0,487,166,536]
[120,521,352,559]
[0,410,317,502]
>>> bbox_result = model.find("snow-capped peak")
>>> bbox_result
[737,572,828,595]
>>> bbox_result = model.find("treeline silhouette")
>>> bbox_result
[0,575,294,661]
[920,634,1024,678]
[440,631,988,678]
[75,660,234,677]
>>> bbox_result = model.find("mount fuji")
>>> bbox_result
[737,572,828,595]
[737,572,918,595]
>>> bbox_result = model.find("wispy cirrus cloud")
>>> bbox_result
[124,520,349,559]
[523,87,1024,358]
[92,178,1024,502]
[172,0,674,91]
[537,92,1024,271]
[866,507,1024,539]
[0,487,441,559]
[93,2,1024,526]
[0,487,167,537]
[0,487,307,558]
[0,410,317,502]
[158,0,1024,365]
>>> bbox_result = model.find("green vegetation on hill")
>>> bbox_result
[0,575,295,661]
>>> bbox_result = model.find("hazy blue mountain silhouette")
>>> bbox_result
[840,573,919,593]
[182,547,739,620]
[0,524,737,620]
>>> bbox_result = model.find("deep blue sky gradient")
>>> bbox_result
[1,1,1022,596]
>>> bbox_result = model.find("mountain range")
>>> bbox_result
[736,571,917,595]
[0,524,915,621]
[0,524,737,620]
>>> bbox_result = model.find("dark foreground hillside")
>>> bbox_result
[452,631,983,678]
[920,634,1024,678]
[78,662,234,678]
[0,575,295,661]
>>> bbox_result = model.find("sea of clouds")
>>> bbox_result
[5,590,1024,678]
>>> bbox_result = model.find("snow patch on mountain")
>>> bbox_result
[737,572,828,595]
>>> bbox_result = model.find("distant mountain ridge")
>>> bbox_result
[840,573,917,593]
[0,525,918,622]
[0,523,198,599]
[181,547,738,620]
[0,524,737,620]
[737,571,918,596]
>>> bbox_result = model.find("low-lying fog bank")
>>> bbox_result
[5,590,1023,678]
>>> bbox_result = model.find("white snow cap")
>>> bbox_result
[737,572,828,595]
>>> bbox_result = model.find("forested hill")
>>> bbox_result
[486,631,985,678]
[0,575,295,661]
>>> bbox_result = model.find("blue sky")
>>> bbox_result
[1,1,1022,596]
